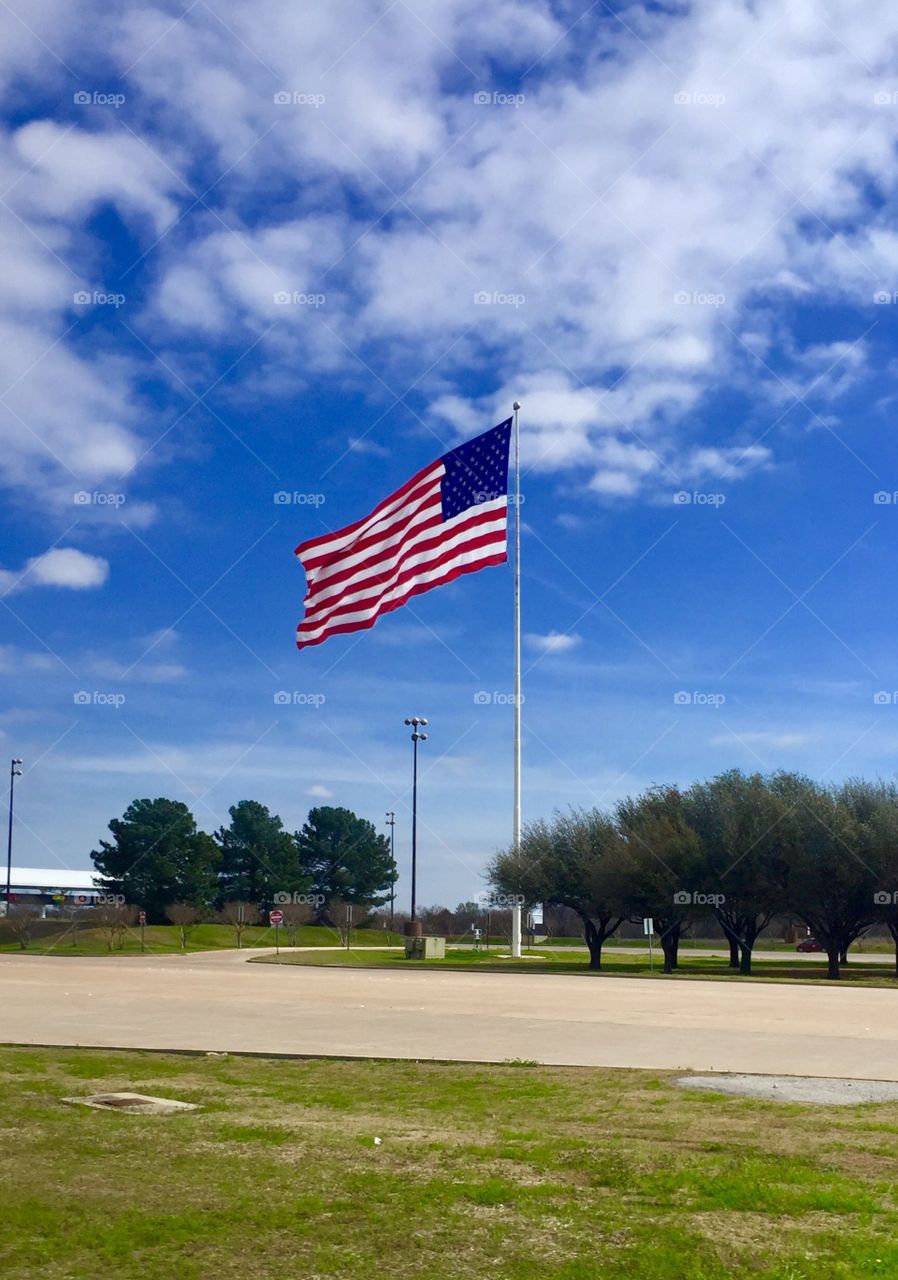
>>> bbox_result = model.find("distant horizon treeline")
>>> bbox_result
[489,770,898,980]
[88,797,397,924]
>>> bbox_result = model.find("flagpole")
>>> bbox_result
[511,400,522,959]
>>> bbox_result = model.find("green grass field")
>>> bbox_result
[2,1045,898,1279]
[257,945,898,986]
[0,922,403,956]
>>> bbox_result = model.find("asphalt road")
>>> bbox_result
[2,949,898,1079]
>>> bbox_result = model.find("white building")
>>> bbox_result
[2,867,103,915]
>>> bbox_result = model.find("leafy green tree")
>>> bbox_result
[837,778,898,974]
[489,808,627,969]
[774,773,875,979]
[91,798,220,923]
[613,786,705,972]
[294,806,396,911]
[216,800,308,909]
[684,771,788,975]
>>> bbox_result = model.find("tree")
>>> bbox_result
[613,786,705,973]
[91,798,220,923]
[279,900,313,946]
[166,902,203,950]
[775,773,875,980]
[684,771,788,975]
[216,800,307,910]
[0,904,40,949]
[218,900,259,948]
[489,808,627,969]
[295,807,396,910]
[838,778,898,975]
[327,899,355,947]
[90,902,137,951]
[58,905,86,948]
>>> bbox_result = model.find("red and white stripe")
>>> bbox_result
[295,460,507,648]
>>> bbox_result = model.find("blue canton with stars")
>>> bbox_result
[440,418,513,520]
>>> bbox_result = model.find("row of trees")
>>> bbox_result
[489,771,898,979]
[90,798,397,923]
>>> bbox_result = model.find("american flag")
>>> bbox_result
[295,419,513,649]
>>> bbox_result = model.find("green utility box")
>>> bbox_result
[405,936,446,960]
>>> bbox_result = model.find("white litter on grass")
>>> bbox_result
[373,1136,382,1145]
[675,1074,898,1105]
[63,1092,200,1114]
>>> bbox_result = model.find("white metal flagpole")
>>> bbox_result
[511,400,523,959]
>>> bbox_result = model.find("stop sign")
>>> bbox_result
[269,909,284,927]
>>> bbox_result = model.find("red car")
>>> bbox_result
[796,937,824,953]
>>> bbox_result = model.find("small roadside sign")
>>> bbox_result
[138,911,147,926]
[269,908,283,957]
[643,918,655,972]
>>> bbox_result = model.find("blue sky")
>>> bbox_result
[2,0,898,909]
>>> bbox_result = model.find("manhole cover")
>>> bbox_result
[64,1092,199,1114]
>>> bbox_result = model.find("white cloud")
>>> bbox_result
[0,547,109,594]
[1,0,898,521]
[525,631,582,654]
[306,783,333,798]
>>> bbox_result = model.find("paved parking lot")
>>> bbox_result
[2,949,897,1078]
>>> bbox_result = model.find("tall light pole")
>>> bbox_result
[385,810,396,933]
[403,718,427,920]
[5,757,23,908]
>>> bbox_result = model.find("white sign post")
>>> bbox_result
[643,917,654,972]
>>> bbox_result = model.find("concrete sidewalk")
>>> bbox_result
[2,950,897,1079]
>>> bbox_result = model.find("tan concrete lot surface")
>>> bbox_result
[1,949,897,1079]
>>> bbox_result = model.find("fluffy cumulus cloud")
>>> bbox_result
[0,547,109,594]
[1,0,898,514]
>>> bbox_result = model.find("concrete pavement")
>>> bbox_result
[2,949,898,1079]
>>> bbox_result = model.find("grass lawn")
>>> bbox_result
[2,1045,898,1279]
[0,922,404,956]
[256,945,898,986]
